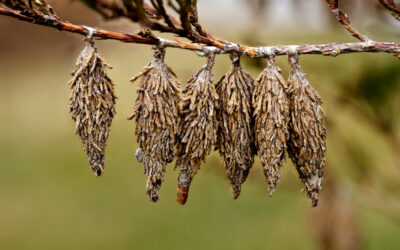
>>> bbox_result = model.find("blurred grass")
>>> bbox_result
[1,13,400,250]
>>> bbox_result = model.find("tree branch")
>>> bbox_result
[1,6,399,58]
[0,6,156,43]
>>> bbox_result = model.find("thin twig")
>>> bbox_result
[167,0,180,13]
[324,0,370,42]
[1,6,399,58]
[379,0,400,21]
[155,0,175,28]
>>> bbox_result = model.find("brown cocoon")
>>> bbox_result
[287,54,327,207]
[176,54,218,205]
[216,54,255,199]
[69,41,117,176]
[129,46,180,202]
[253,56,289,196]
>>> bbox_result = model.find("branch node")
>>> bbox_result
[197,46,219,57]
[82,25,96,44]
[263,46,276,58]
[157,37,168,48]
[287,45,300,56]
[224,43,241,54]
[363,40,375,48]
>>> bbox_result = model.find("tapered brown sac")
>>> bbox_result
[69,41,117,176]
[287,53,327,207]
[176,54,219,205]
[253,55,290,196]
[129,46,180,202]
[215,54,255,199]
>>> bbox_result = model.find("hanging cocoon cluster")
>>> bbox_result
[66,35,327,207]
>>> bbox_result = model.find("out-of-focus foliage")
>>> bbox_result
[343,62,400,131]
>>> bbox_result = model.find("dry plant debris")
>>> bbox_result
[69,40,117,176]
[129,46,180,202]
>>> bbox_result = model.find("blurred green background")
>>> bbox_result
[0,1,400,249]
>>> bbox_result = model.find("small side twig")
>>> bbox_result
[379,0,400,21]
[324,0,370,42]
[155,0,176,28]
